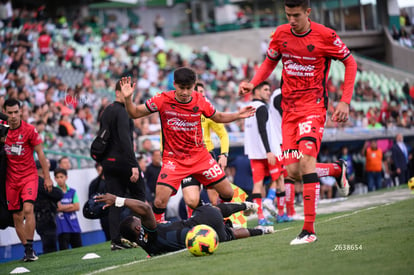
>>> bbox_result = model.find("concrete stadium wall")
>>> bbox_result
[384,28,414,76]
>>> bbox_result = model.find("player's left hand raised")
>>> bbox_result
[120,76,136,99]
[331,101,349,123]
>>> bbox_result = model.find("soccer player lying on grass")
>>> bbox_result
[95,193,273,256]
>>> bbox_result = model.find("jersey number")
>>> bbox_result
[299,121,312,135]
[202,164,223,180]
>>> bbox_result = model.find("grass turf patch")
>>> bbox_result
[1,196,413,275]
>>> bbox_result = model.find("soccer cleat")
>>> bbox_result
[255,225,275,234]
[336,159,350,197]
[262,198,277,217]
[121,237,138,248]
[290,230,318,245]
[258,218,274,226]
[276,213,293,223]
[111,240,135,251]
[23,247,38,262]
[243,201,259,216]
[288,214,305,221]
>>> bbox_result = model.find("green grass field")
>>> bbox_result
[2,193,414,275]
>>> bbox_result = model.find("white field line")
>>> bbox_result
[85,201,398,275]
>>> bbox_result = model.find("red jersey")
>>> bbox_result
[37,34,51,54]
[267,21,351,112]
[4,120,42,185]
[145,91,216,161]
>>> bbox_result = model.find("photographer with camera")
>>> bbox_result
[3,99,53,262]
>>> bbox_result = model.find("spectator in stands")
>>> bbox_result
[140,138,153,165]
[58,114,76,137]
[37,30,51,62]
[55,168,83,250]
[72,106,90,138]
[363,140,383,191]
[154,14,165,37]
[391,134,410,186]
[58,156,72,170]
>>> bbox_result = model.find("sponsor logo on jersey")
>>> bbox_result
[284,60,315,77]
[167,118,199,131]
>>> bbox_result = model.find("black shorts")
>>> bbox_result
[184,205,234,242]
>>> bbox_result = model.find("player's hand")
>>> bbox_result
[238,106,256,118]
[238,81,254,96]
[130,167,139,183]
[218,155,227,170]
[331,101,350,122]
[120,76,136,99]
[94,193,116,209]
[266,152,276,166]
[44,178,53,193]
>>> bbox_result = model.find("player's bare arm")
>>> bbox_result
[34,144,53,192]
[95,193,157,230]
[119,77,151,119]
[211,106,256,123]
[331,101,350,122]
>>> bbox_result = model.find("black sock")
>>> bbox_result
[247,228,263,236]
[25,240,33,250]
[216,203,245,218]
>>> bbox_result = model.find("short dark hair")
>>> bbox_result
[253,81,270,95]
[120,216,140,243]
[174,67,197,87]
[195,82,204,92]
[115,80,122,93]
[3,98,20,110]
[54,167,67,177]
[284,0,309,9]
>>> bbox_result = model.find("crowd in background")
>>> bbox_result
[0,5,413,190]
[391,9,414,48]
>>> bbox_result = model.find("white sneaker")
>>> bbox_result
[262,198,277,217]
[243,201,259,216]
[288,214,304,221]
[255,225,275,234]
[336,159,350,196]
[290,230,318,245]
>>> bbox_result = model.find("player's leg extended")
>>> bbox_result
[212,178,234,203]
[207,188,219,205]
[153,184,174,222]
[182,184,201,218]
[22,202,36,242]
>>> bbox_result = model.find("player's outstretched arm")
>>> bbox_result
[95,193,156,229]
[211,106,256,123]
[119,77,151,119]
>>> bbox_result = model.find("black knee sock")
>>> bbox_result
[216,203,245,218]
[247,228,263,236]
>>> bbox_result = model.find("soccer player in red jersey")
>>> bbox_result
[4,98,53,260]
[119,69,256,223]
[239,0,357,245]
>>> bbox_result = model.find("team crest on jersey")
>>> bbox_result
[283,41,287,48]
[160,173,167,179]
[307,44,315,52]
[171,104,176,109]
[267,48,278,59]
[192,106,199,113]
[18,134,23,140]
